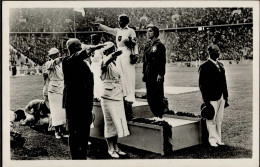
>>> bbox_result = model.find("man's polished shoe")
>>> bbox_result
[217,141,225,146]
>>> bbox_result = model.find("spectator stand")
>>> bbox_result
[9,8,253,69]
[9,45,40,76]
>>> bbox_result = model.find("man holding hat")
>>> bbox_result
[62,38,105,159]
[199,44,229,147]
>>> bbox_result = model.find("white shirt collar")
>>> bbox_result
[208,57,218,64]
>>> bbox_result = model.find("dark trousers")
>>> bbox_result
[67,112,91,160]
[146,81,164,118]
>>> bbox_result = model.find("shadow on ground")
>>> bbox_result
[87,138,252,159]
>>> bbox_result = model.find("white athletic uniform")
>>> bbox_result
[90,47,104,99]
[99,24,138,102]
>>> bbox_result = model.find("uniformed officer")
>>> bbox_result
[143,25,166,119]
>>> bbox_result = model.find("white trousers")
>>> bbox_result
[91,61,103,99]
[207,95,225,145]
[116,47,135,102]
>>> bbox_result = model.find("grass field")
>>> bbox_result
[10,63,253,159]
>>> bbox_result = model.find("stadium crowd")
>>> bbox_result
[10,8,252,32]
[162,25,253,62]
[9,25,252,66]
[10,8,76,32]
[9,8,253,66]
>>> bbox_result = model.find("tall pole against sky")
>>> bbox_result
[73,8,85,38]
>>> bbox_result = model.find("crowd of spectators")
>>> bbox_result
[10,8,253,32]
[10,25,252,66]
[9,8,253,66]
[160,25,253,62]
[10,8,77,32]
[9,33,117,65]
[10,34,66,65]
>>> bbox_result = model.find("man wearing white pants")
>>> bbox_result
[208,95,225,146]
[199,45,229,147]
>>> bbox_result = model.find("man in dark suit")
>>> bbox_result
[142,25,166,119]
[199,44,229,147]
[62,38,104,159]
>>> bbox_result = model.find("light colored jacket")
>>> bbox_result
[45,57,64,95]
[101,54,124,101]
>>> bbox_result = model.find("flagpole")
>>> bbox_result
[74,11,76,38]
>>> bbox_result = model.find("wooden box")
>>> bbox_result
[164,114,202,151]
[118,121,165,155]
[90,102,202,155]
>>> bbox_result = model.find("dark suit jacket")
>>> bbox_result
[199,60,228,102]
[143,39,166,83]
[62,49,94,119]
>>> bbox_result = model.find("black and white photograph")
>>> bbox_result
[2,1,259,167]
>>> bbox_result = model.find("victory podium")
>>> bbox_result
[90,99,202,155]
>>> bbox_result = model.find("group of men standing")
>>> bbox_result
[39,14,229,159]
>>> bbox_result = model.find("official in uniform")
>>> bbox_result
[91,14,139,104]
[143,25,166,119]
[62,38,104,159]
[199,44,229,147]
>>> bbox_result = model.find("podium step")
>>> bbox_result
[90,101,202,154]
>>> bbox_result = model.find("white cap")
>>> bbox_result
[48,48,59,56]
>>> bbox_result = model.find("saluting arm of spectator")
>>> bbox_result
[101,50,122,69]
[53,57,63,65]
[100,52,118,81]
[45,57,62,70]
[71,44,106,61]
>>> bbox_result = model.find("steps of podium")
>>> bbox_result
[90,99,202,155]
